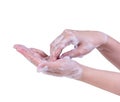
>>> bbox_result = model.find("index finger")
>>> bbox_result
[50,37,70,61]
[50,34,64,60]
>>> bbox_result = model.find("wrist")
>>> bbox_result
[80,66,96,82]
[96,32,109,51]
[97,35,111,52]
[72,64,87,80]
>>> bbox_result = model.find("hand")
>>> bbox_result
[14,44,49,66]
[14,44,83,80]
[38,56,83,80]
[50,29,108,61]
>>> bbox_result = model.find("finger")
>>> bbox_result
[14,44,42,66]
[60,44,85,58]
[50,34,64,51]
[61,43,94,58]
[61,48,82,58]
[50,35,65,60]
[50,38,71,61]
[30,48,49,60]
[30,48,48,57]
[50,44,64,61]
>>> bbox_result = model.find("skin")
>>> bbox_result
[50,29,107,60]
[14,44,83,78]
[14,30,120,95]
[97,35,120,69]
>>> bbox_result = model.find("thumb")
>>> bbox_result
[61,48,80,58]
[61,43,94,58]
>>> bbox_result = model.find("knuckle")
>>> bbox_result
[63,29,74,40]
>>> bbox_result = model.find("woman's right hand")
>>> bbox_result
[50,29,108,61]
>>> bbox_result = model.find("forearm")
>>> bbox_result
[80,66,120,95]
[97,35,120,69]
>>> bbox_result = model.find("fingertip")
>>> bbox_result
[13,44,20,49]
[13,44,26,51]
[13,44,22,51]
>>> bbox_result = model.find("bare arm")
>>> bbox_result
[81,66,120,96]
[97,36,120,69]
[80,35,120,95]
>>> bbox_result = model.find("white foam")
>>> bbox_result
[70,36,79,46]
[37,65,48,72]
[69,67,83,80]
[85,43,95,51]
[63,56,71,60]
[64,60,83,80]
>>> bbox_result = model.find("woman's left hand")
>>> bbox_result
[14,44,83,79]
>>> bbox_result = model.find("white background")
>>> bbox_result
[0,0,120,101]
